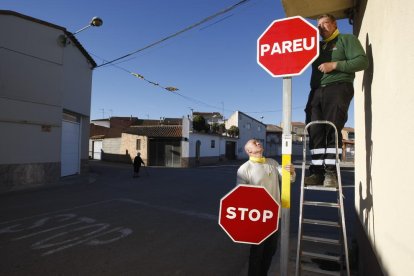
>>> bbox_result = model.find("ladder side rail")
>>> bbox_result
[302,121,350,276]
[295,122,314,276]
[295,155,307,276]
[336,162,350,276]
[297,121,350,276]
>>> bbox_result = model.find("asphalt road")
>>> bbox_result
[0,160,355,276]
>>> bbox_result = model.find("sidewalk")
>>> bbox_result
[238,236,302,276]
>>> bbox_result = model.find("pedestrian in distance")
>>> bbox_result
[133,152,145,178]
[236,139,296,276]
[305,14,368,187]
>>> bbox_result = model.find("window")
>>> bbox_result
[136,139,141,150]
[246,123,251,129]
[258,126,261,132]
[211,140,215,148]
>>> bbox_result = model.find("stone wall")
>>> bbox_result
[0,162,60,193]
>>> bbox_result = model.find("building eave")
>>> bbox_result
[281,0,354,20]
[0,10,97,68]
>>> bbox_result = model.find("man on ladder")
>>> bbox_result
[304,14,369,187]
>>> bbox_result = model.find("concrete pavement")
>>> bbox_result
[1,159,355,275]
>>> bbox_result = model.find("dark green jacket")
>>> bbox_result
[310,33,369,89]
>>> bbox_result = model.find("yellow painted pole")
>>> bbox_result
[280,77,292,276]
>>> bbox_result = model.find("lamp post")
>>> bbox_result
[73,16,103,35]
[59,16,103,46]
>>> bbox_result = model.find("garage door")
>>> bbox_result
[93,140,102,160]
[61,120,80,176]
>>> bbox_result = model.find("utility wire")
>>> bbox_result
[91,53,179,91]
[244,106,305,113]
[92,53,305,116]
[95,0,251,68]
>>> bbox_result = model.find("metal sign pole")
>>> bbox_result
[280,76,292,276]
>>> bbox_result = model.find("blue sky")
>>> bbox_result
[3,0,354,126]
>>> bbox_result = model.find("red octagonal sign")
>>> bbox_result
[219,185,280,244]
[257,16,319,77]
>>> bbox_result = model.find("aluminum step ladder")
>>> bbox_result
[295,121,350,276]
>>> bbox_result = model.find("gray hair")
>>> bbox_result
[317,14,337,22]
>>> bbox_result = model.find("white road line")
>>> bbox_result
[0,199,119,225]
[119,198,218,221]
[1,198,218,226]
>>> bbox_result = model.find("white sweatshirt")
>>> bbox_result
[236,158,296,206]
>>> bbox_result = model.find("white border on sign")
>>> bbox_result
[218,184,280,245]
[257,15,320,78]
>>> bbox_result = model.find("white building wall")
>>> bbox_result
[62,42,93,116]
[189,133,222,157]
[226,111,266,160]
[103,138,122,154]
[354,1,414,275]
[181,116,190,158]
[0,12,94,191]
[0,15,64,165]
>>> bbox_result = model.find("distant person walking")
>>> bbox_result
[133,153,145,177]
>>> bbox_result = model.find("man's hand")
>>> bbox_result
[283,164,296,176]
[318,62,337,73]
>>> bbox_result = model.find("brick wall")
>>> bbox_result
[120,133,148,164]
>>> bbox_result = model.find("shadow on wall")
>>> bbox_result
[359,33,374,242]
[101,150,132,164]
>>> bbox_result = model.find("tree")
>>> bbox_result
[227,125,239,138]
[211,122,220,134]
[193,115,207,132]
[218,123,226,135]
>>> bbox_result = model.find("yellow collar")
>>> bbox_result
[249,156,266,164]
[323,28,340,43]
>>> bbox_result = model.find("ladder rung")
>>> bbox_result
[302,251,341,262]
[302,235,340,245]
[304,186,338,191]
[302,264,341,275]
[303,219,340,227]
[303,201,339,208]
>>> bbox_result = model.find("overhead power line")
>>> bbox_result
[91,53,305,116]
[95,0,251,68]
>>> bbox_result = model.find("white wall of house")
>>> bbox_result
[0,11,94,190]
[181,116,190,158]
[0,14,63,165]
[188,133,223,157]
[354,1,414,274]
[103,138,122,154]
[226,111,266,160]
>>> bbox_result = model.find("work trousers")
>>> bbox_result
[248,231,279,276]
[306,82,354,174]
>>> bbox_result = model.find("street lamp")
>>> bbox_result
[73,16,103,35]
[58,16,103,46]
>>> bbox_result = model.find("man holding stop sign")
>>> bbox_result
[237,139,296,276]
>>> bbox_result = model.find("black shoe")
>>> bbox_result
[304,174,324,186]
[323,171,338,187]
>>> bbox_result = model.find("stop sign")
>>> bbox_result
[257,16,319,77]
[219,185,280,244]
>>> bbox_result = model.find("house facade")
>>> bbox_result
[282,1,414,275]
[89,117,139,162]
[342,127,355,162]
[123,125,182,167]
[182,116,237,167]
[0,11,96,193]
[265,124,283,158]
[225,111,266,160]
